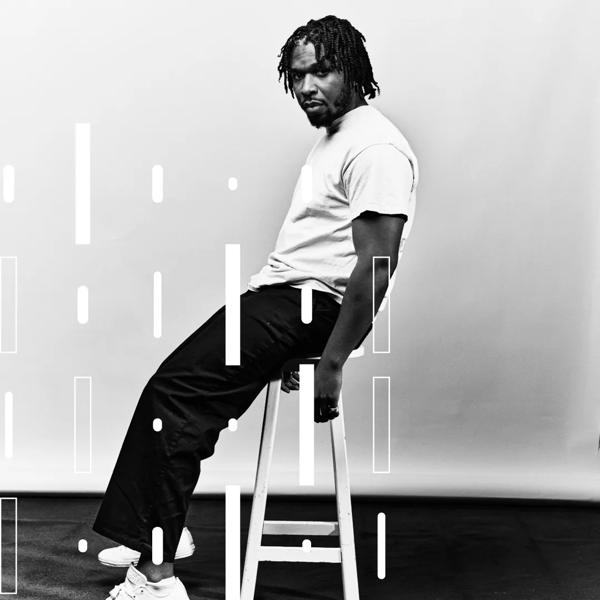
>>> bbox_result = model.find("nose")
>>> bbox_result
[299,73,317,97]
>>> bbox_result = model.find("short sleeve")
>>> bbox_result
[343,143,414,221]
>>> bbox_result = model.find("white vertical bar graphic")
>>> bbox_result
[225,244,240,366]
[152,165,163,203]
[4,393,13,459]
[0,497,18,594]
[300,164,312,205]
[0,257,18,354]
[377,512,386,579]
[152,527,164,565]
[153,271,162,339]
[372,376,391,474]
[299,363,315,486]
[372,256,391,354]
[227,176,238,191]
[2,166,14,204]
[74,376,92,474]
[225,485,240,600]
[77,285,89,324]
[78,539,88,553]
[75,123,91,245]
[300,286,312,324]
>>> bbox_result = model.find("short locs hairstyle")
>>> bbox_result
[277,15,381,100]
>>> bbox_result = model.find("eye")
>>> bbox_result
[316,70,329,77]
[291,72,303,82]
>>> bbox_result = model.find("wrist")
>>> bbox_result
[317,355,344,371]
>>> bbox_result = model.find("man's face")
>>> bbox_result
[290,40,362,129]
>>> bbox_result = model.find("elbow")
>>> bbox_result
[371,255,397,278]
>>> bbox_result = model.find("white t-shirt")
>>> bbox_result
[248,104,419,303]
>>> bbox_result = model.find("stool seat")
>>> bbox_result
[241,347,362,600]
[281,346,365,371]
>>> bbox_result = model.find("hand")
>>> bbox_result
[314,363,343,423]
[281,370,300,393]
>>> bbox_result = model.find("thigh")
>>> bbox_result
[152,286,339,391]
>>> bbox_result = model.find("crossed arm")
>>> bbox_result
[282,210,407,422]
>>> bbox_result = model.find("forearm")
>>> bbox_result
[319,257,394,369]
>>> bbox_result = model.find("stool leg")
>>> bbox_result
[241,376,281,600]
[331,393,360,600]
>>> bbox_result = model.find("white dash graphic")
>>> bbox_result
[225,244,240,365]
[299,363,315,486]
[300,164,313,206]
[152,527,164,565]
[377,512,386,579]
[77,285,89,324]
[300,287,312,324]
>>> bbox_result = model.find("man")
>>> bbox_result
[94,15,418,599]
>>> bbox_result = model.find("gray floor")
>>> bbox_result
[3,495,600,599]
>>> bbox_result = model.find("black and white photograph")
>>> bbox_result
[0,1,598,598]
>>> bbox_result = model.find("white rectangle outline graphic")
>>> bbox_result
[153,272,162,339]
[75,123,91,245]
[377,512,386,579]
[73,376,92,474]
[372,256,391,354]
[225,244,240,366]
[0,257,18,354]
[4,393,13,459]
[299,363,315,486]
[225,485,240,600]
[0,497,18,594]
[152,165,163,203]
[2,166,14,204]
[372,376,391,474]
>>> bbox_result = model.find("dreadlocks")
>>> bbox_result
[277,15,380,100]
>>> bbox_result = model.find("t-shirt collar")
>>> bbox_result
[326,104,371,133]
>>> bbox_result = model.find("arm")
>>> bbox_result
[313,210,406,422]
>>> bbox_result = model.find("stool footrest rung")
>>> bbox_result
[258,545,342,563]
[262,520,339,536]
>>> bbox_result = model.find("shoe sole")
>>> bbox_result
[99,545,195,568]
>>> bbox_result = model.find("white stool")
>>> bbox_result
[241,347,364,600]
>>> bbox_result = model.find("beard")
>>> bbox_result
[307,84,353,129]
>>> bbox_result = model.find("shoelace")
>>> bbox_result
[106,582,146,599]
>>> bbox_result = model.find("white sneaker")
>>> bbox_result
[98,527,195,567]
[105,564,190,599]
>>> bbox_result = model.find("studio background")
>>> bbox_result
[0,0,598,499]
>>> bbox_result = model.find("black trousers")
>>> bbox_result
[92,285,341,561]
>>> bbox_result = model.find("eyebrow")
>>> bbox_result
[290,60,331,75]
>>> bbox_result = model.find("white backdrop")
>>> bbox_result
[1,0,599,498]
